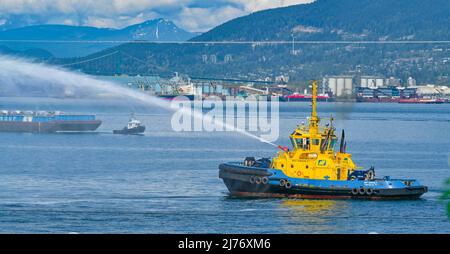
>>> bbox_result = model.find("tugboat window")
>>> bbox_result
[290,137,297,149]
[295,139,302,148]
[330,139,337,149]
[297,138,310,149]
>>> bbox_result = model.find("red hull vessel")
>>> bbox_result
[284,94,332,102]
[398,98,445,104]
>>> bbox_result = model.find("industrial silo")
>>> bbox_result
[368,78,376,88]
[376,78,384,88]
[344,77,353,95]
[361,78,368,88]
[336,77,345,97]
[328,77,337,96]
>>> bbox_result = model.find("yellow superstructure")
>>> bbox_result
[271,81,357,181]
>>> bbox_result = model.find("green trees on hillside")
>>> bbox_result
[55,0,450,84]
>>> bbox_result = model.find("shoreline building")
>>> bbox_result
[325,76,354,97]
[360,76,385,89]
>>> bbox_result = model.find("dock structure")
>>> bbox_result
[96,74,290,99]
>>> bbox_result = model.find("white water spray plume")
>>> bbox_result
[0,55,278,147]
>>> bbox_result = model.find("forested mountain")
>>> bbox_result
[52,0,450,84]
[0,45,53,58]
[194,0,450,41]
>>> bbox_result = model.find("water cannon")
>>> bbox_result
[278,145,289,152]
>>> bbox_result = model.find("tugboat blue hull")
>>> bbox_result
[219,163,428,200]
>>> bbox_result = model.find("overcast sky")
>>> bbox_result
[0,0,314,32]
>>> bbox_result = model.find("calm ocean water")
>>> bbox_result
[0,97,449,233]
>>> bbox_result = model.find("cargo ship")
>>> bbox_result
[356,97,401,103]
[140,72,197,101]
[283,93,332,102]
[398,98,445,104]
[0,110,102,133]
[219,81,428,200]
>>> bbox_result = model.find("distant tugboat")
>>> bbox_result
[113,116,145,135]
[219,81,428,200]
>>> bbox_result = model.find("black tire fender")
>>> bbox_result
[367,171,374,180]
[285,181,292,189]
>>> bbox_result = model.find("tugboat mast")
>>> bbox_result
[309,80,319,135]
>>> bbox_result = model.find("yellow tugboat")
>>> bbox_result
[219,81,428,199]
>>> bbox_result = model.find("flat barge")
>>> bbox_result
[0,110,102,133]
